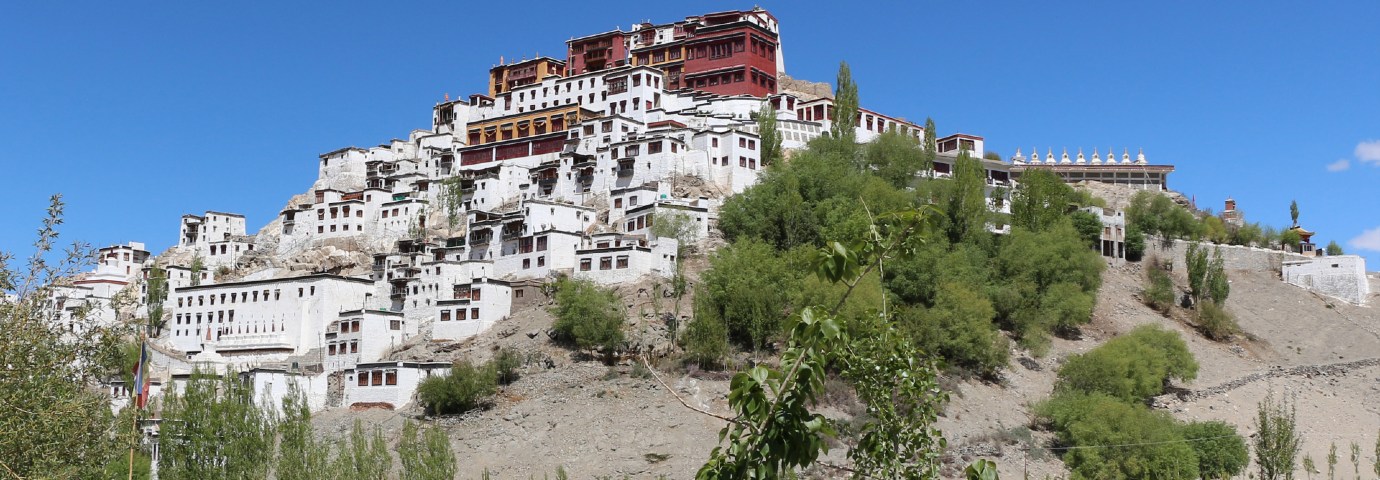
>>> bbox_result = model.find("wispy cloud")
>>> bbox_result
[1327,159,1350,172]
[1357,140,1380,166]
[1350,226,1380,252]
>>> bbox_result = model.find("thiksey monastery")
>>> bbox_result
[52,8,1180,416]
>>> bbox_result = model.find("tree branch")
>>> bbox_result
[642,356,741,426]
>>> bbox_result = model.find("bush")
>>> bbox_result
[1183,421,1249,479]
[1070,210,1103,249]
[1143,262,1176,313]
[1195,301,1238,341]
[493,348,522,385]
[1039,392,1200,480]
[417,360,496,415]
[1126,225,1146,261]
[900,283,1009,378]
[681,315,730,370]
[550,278,625,354]
[1055,325,1198,403]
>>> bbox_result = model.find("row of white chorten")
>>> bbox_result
[1011,147,1147,165]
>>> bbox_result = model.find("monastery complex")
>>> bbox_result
[54,8,1218,415]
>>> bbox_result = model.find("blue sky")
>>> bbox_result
[2,1,1378,267]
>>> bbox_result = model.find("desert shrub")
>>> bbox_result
[1143,262,1176,313]
[1195,301,1239,341]
[900,282,1008,378]
[550,278,625,354]
[417,360,496,415]
[681,315,729,370]
[1039,392,1201,480]
[1055,325,1198,403]
[492,348,522,385]
[1183,421,1249,479]
[1041,282,1096,336]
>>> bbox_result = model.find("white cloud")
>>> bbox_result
[1357,140,1380,166]
[1326,158,1350,172]
[1350,226,1380,252]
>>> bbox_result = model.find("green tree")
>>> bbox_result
[190,254,205,286]
[681,315,730,370]
[550,277,625,355]
[697,239,803,349]
[756,102,783,167]
[398,420,457,480]
[145,266,169,336]
[0,195,130,478]
[1290,199,1300,226]
[1255,393,1303,480]
[1182,421,1249,479]
[1202,215,1228,244]
[1328,442,1338,480]
[1143,261,1176,313]
[417,359,497,415]
[1070,210,1103,249]
[900,282,1009,378]
[1055,325,1198,403]
[1126,225,1146,261]
[1186,242,1210,300]
[159,370,275,480]
[865,130,925,188]
[698,207,946,479]
[276,384,332,480]
[1011,168,1075,232]
[1207,247,1230,304]
[921,117,937,175]
[1281,229,1303,252]
[830,61,858,143]
[332,420,391,480]
[945,150,990,244]
[1326,240,1344,256]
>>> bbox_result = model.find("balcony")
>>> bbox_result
[389,289,407,300]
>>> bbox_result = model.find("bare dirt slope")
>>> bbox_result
[313,257,1377,479]
[942,262,1380,479]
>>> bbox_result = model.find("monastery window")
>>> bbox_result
[176,314,182,324]
[298,288,304,297]
[616,256,629,269]
[472,288,481,301]
[515,289,525,299]
[317,209,324,220]
[471,308,479,319]
[632,75,641,87]
[208,246,216,256]
[648,141,662,154]
[458,309,467,321]
[637,216,646,229]
[352,341,359,354]
[740,157,747,167]
[669,49,680,60]
[329,344,337,356]
[536,236,548,251]
[580,259,592,271]
[523,258,531,269]
[750,159,758,170]
[710,42,731,59]
[627,220,635,231]
[198,296,204,306]
[310,286,316,295]
[599,257,613,270]
[386,371,397,386]
[358,373,368,387]
[614,198,622,208]
[370,370,381,385]
[178,298,184,308]
[318,226,324,234]
[441,310,450,321]
[629,196,638,206]
[390,320,400,330]
[601,121,613,133]
[537,256,545,267]
[196,313,203,324]
[712,138,719,148]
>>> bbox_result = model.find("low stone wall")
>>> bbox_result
[1143,236,1307,274]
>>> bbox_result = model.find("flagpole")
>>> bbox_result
[128,333,145,480]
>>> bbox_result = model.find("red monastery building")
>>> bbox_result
[567,8,782,97]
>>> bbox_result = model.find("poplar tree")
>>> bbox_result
[1254,393,1302,480]
[831,61,858,143]
[921,117,937,175]
[146,266,168,336]
[1290,199,1300,227]
[275,385,332,480]
[398,420,458,480]
[755,102,783,167]
[945,150,989,244]
[159,370,276,480]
